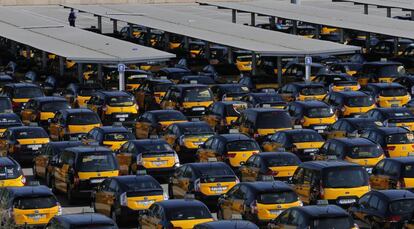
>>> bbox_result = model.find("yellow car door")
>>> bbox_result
[135,121,151,139]
[262,142,283,152]
[164,134,177,147]
[34,153,48,178]
[54,163,70,193]
[220,197,233,220]
[21,108,34,125]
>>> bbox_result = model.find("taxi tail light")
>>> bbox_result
[120,192,127,206]
[12,144,21,153]
[235,176,240,184]
[21,176,26,185]
[387,215,402,222]
[163,192,169,200]
[353,223,360,229]
[386,146,396,152]
[227,153,237,158]
[266,170,278,176]
[174,153,180,167]
[57,203,62,215]
[194,178,201,192]
[319,181,325,199]
[300,119,305,124]
[102,106,108,111]
[250,200,258,214]
[396,178,406,189]
[253,131,260,139]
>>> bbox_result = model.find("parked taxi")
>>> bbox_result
[46,213,117,229]
[355,61,405,84]
[135,110,187,139]
[0,113,22,135]
[366,107,414,131]
[0,83,44,112]
[134,78,174,111]
[0,156,25,187]
[324,91,376,117]
[210,84,250,101]
[241,93,286,109]
[312,73,358,91]
[83,126,135,151]
[362,83,410,107]
[326,118,380,139]
[202,101,248,133]
[62,83,103,108]
[20,96,70,126]
[370,157,414,190]
[278,82,327,102]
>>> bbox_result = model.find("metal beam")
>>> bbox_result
[365,32,371,53]
[227,47,233,64]
[145,27,151,46]
[277,56,282,86]
[232,9,237,23]
[164,32,170,50]
[205,41,211,60]
[364,4,369,14]
[77,63,83,83]
[59,56,64,77]
[339,28,345,43]
[112,19,118,34]
[251,52,257,76]
[314,25,320,39]
[98,64,103,82]
[25,46,30,60]
[97,15,102,33]
[250,12,256,26]
[42,51,47,70]
[386,7,391,17]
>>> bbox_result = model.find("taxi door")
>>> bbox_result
[369,161,392,189]
[262,142,283,152]
[34,147,49,177]
[196,139,217,162]
[0,132,9,157]
[53,152,72,193]
[140,207,163,229]
[293,168,312,204]
[163,126,178,146]
[135,87,148,109]
[135,117,152,139]
[239,157,260,182]
[94,181,115,216]
[160,90,178,110]
[202,109,220,130]
[116,144,133,175]
[20,102,36,125]
[278,85,295,102]
[171,167,191,199]
[220,186,245,220]
[49,116,65,141]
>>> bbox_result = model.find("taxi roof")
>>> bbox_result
[146,78,173,84]
[258,152,299,159]
[48,141,83,150]
[249,92,283,99]
[244,181,292,193]
[0,156,18,167]
[157,199,207,209]
[55,213,115,226]
[64,146,112,154]
[4,82,40,88]
[341,117,377,125]
[364,61,403,66]
[290,82,325,88]
[292,100,330,108]
[300,160,361,170]
[170,84,210,90]
[333,90,369,98]
[367,83,404,89]
[214,84,245,89]
[113,175,161,190]
[129,139,169,146]
[279,129,320,135]
[0,113,20,119]
[29,96,67,103]
[146,109,184,115]
[329,138,377,146]
[215,134,253,142]
[7,185,53,198]
[242,108,285,114]
[173,121,210,128]
[96,90,132,97]
[215,101,248,106]
[188,162,230,171]
[7,126,45,132]
[374,107,413,115]
[294,205,349,218]
[60,108,95,115]
[372,190,414,202]
[94,126,129,133]
[366,127,409,135]
[160,67,191,74]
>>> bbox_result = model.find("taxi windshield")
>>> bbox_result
[182,126,213,136]
[258,191,298,204]
[256,111,292,129]
[107,96,135,107]
[300,86,326,96]
[323,167,368,188]
[124,180,161,190]
[0,165,21,179]
[305,107,334,118]
[347,145,383,159]
[376,65,401,77]
[226,140,259,151]
[290,132,323,143]
[138,143,173,153]
[313,217,353,229]
[200,166,234,177]
[155,113,186,122]
[41,101,70,112]
[14,129,48,139]
[386,133,413,144]
[77,153,117,172]
[14,196,57,209]
[223,86,249,94]
[166,206,211,221]
[183,88,212,102]
[256,95,282,103]
[264,155,301,167]
[403,164,414,178]
[380,88,407,97]
[389,199,414,214]
[14,87,43,99]
[104,132,134,141]
[68,113,100,125]
[345,96,374,107]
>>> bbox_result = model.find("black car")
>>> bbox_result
[46,213,118,229]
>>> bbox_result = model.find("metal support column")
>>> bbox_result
[277,56,282,86]
[41,51,47,70]
[251,52,257,76]
[26,46,31,60]
[314,25,320,39]
[339,28,345,43]
[386,7,391,18]
[292,20,297,35]
[305,56,311,82]
[164,32,170,50]
[411,11,414,21]
[97,16,102,33]
[227,47,233,64]
[128,24,133,38]
[232,9,237,23]
[59,57,64,77]
[10,41,16,57]
[112,19,118,34]
[145,27,151,46]
[77,63,83,83]
[119,66,125,91]
[393,37,399,56]
[364,4,369,14]
[98,64,103,83]
[183,36,190,58]
[250,13,256,26]
[270,16,276,30]
[205,41,211,60]
[365,32,371,53]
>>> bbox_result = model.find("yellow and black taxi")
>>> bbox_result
[0,156,25,187]
[138,199,214,229]
[217,181,302,225]
[239,152,301,182]
[33,141,83,187]
[366,107,414,131]
[83,126,135,151]
[317,138,385,173]
[350,190,414,229]
[368,38,413,60]
[370,157,414,190]
[291,161,370,206]
[326,117,380,139]
[0,126,49,164]
[135,110,187,139]
[194,220,258,229]
[361,127,414,157]
[287,100,337,134]
[362,83,410,107]
[120,24,145,39]
[124,69,152,92]
[235,54,259,72]
[134,78,174,111]
[0,185,61,227]
[283,62,329,82]
[116,139,179,177]
[355,61,405,85]
[0,96,13,113]
[196,134,260,168]
[312,73,360,91]
[49,108,102,141]
[278,82,327,102]
[157,67,192,84]
[202,101,248,134]
[20,96,70,127]
[329,62,363,76]
[50,146,119,204]
[87,90,138,126]
[62,83,103,108]
[0,113,22,136]
[323,91,376,117]
[210,84,250,102]
[262,129,324,161]
[93,175,166,224]
[168,162,238,207]
[161,84,214,119]
[238,74,279,92]
[268,205,358,229]
[393,75,414,96]
[46,213,118,229]
[240,92,287,109]
[0,83,44,112]
[163,121,214,162]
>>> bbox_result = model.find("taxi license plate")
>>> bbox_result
[314,126,327,130]
[193,142,204,146]
[270,210,283,215]
[137,200,154,206]
[116,114,129,118]
[90,178,105,184]
[192,107,205,111]
[338,199,356,204]
[28,144,41,150]
[152,161,167,166]
[210,186,227,192]
[28,214,46,221]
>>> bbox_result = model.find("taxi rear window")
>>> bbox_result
[77,153,117,172]
[299,86,326,96]
[183,88,212,102]
[182,126,213,136]
[14,196,57,209]
[386,133,413,144]
[154,112,187,122]
[323,167,368,188]
[0,98,12,112]
[263,155,301,167]
[13,87,43,99]
[256,95,283,103]
[345,96,374,107]
[258,191,298,204]
[68,113,100,125]
[313,216,353,229]
[222,86,249,94]
[345,145,383,159]
[41,101,70,112]
[166,206,211,221]
[14,129,48,139]
[137,143,173,153]
[0,165,21,179]
[305,107,334,118]
[289,132,323,143]
[226,140,259,152]
[389,199,414,214]
[107,96,135,107]
[123,180,161,191]
[256,111,292,129]
[103,132,134,141]
[380,88,407,97]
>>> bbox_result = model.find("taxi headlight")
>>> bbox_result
[174,153,180,167]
